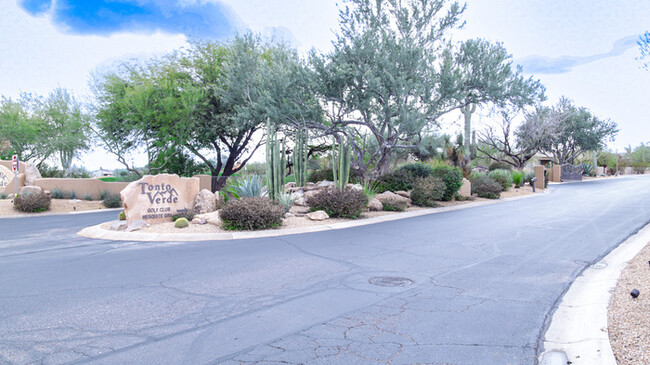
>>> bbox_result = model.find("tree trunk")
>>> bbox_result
[375,146,392,177]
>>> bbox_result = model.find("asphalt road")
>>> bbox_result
[1,176,649,365]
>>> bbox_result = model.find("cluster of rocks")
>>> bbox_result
[284,181,363,207]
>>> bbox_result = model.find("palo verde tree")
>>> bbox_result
[308,0,545,177]
[94,34,306,191]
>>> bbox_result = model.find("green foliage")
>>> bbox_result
[102,194,122,208]
[265,119,286,200]
[411,176,446,207]
[375,169,416,193]
[14,192,51,212]
[99,190,110,200]
[524,171,535,185]
[277,192,298,213]
[118,211,126,221]
[307,188,368,219]
[488,169,513,191]
[229,175,267,199]
[431,166,464,201]
[332,135,352,189]
[0,192,7,199]
[362,181,379,200]
[308,168,334,183]
[473,176,502,199]
[174,217,189,228]
[397,163,435,178]
[293,126,308,187]
[488,161,513,171]
[84,194,93,201]
[98,177,116,182]
[581,163,594,176]
[220,197,285,230]
[172,211,195,222]
[511,171,524,188]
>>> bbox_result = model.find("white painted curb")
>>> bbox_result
[539,222,650,365]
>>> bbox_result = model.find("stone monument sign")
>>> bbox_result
[121,174,200,225]
[0,164,13,193]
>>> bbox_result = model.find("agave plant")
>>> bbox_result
[511,170,524,188]
[362,181,379,200]
[582,163,594,176]
[277,192,298,213]
[228,175,268,198]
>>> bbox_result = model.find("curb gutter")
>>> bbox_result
[538,223,650,365]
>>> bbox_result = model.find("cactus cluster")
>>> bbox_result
[265,119,286,200]
[293,126,308,187]
[332,135,352,189]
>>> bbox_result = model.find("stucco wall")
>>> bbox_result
[34,178,129,200]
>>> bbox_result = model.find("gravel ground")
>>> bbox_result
[0,199,108,216]
[608,240,650,364]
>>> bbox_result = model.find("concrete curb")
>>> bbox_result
[0,207,123,219]
[78,190,547,242]
[538,222,650,365]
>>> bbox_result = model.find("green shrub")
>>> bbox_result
[174,217,189,228]
[307,188,368,219]
[488,169,513,191]
[396,163,435,178]
[488,161,513,171]
[102,193,123,208]
[511,171,524,188]
[362,181,379,200]
[375,169,416,193]
[473,176,502,199]
[220,197,285,230]
[582,163,594,176]
[99,190,110,200]
[84,194,93,201]
[69,191,77,199]
[171,210,194,222]
[277,192,298,213]
[14,192,51,212]
[0,192,7,199]
[431,166,463,201]
[228,175,267,198]
[118,211,126,221]
[411,176,445,207]
[307,168,363,184]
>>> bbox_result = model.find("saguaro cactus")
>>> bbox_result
[265,118,284,200]
[332,135,351,189]
[460,102,476,160]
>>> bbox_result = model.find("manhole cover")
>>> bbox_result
[368,276,414,287]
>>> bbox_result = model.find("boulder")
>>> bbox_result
[458,178,471,197]
[284,212,295,218]
[294,197,307,206]
[317,180,334,188]
[349,183,363,191]
[194,211,221,226]
[375,191,410,210]
[18,185,42,196]
[193,189,217,214]
[120,174,200,226]
[284,182,297,191]
[303,190,320,202]
[395,190,411,199]
[192,218,207,225]
[368,198,383,211]
[126,219,149,232]
[109,221,127,231]
[24,162,42,186]
[307,210,329,221]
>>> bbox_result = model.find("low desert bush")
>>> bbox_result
[411,176,445,207]
[0,192,7,199]
[102,193,123,208]
[84,194,93,201]
[488,161,513,171]
[488,169,513,191]
[171,211,194,222]
[523,171,535,185]
[431,165,463,201]
[51,188,65,199]
[375,169,416,193]
[220,197,285,230]
[396,163,435,178]
[14,192,51,212]
[307,188,368,219]
[473,176,502,199]
[307,168,363,184]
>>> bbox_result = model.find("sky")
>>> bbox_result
[1,0,649,170]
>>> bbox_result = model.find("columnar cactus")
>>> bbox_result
[460,101,476,160]
[294,126,308,187]
[332,135,351,189]
[265,118,284,200]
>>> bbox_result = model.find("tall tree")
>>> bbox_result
[0,94,48,163]
[308,0,545,177]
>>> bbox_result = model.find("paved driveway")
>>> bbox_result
[1,176,649,364]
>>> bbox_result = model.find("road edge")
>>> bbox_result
[538,221,650,365]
